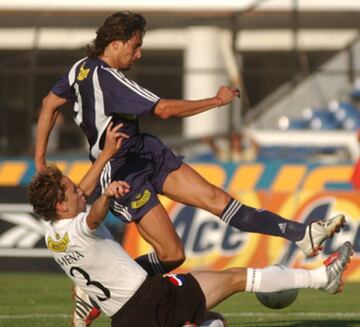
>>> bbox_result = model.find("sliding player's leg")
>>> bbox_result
[192,241,352,311]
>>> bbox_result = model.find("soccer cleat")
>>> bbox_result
[296,214,346,256]
[72,286,101,327]
[321,241,353,294]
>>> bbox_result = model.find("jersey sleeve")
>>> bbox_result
[73,212,97,238]
[51,75,76,102]
[75,212,114,241]
[99,67,160,116]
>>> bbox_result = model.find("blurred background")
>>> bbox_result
[0,0,359,280]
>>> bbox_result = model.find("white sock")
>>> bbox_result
[245,265,327,293]
[308,265,327,289]
[245,268,261,292]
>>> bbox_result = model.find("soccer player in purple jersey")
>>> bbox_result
[35,11,344,277]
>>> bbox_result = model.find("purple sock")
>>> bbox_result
[220,199,306,242]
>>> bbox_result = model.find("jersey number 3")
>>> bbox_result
[70,266,111,302]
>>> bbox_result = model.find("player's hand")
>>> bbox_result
[104,181,130,199]
[103,122,129,157]
[215,85,240,106]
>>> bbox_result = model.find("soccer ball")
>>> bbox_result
[255,289,299,309]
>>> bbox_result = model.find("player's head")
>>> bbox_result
[28,165,86,222]
[86,11,146,59]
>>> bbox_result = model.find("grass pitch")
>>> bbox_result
[1,272,360,327]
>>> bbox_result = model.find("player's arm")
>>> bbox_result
[86,181,130,230]
[153,85,240,119]
[35,92,67,172]
[78,123,128,197]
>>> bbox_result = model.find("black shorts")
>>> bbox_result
[97,133,183,223]
[111,273,206,327]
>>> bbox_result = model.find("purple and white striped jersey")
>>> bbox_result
[51,57,160,161]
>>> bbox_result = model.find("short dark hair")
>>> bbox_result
[86,11,146,57]
[28,166,66,222]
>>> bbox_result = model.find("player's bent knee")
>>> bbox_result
[158,246,185,266]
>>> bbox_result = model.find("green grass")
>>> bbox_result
[1,272,360,327]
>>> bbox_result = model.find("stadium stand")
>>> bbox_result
[278,84,360,132]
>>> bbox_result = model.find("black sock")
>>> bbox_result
[135,252,167,275]
[220,199,306,242]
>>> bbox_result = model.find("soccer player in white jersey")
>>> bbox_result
[30,121,227,326]
[29,159,353,326]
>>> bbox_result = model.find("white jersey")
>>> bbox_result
[45,212,147,316]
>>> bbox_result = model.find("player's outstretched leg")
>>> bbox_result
[72,286,101,327]
[163,163,346,257]
[295,214,346,256]
[221,198,345,257]
[192,241,353,315]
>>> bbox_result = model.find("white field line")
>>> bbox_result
[225,312,360,318]
[1,312,360,320]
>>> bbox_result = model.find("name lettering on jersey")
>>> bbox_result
[77,63,90,81]
[57,251,85,267]
[131,189,151,209]
[47,233,69,252]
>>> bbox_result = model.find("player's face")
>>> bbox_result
[116,32,143,70]
[61,176,86,214]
